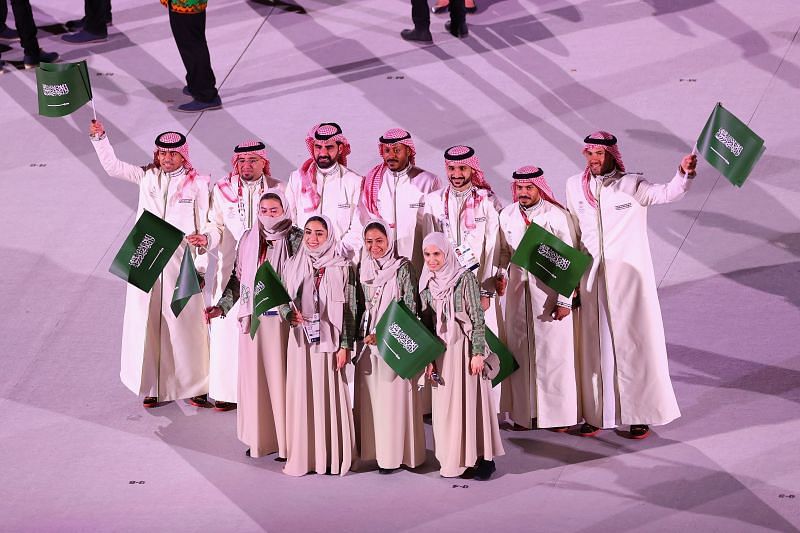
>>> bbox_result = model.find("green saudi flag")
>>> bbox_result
[697,103,765,187]
[249,261,291,339]
[511,222,590,298]
[484,328,519,388]
[170,247,201,317]
[374,300,445,379]
[109,210,185,293]
[36,61,93,117]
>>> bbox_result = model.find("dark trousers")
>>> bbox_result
[168,7,218,102]
[7,0,39,57]
[84,0,111,35]
[411,0,465,30]
[0,0,8,29]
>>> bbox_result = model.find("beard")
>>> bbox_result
[316,156,335,169]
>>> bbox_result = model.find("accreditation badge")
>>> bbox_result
[454,243,479,271]
[303,313,321,344]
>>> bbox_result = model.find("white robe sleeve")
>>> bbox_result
[633,169,694,206]
[548,209,576,308]
[193,178,211,275]
[334,173,365,262]
[480,202,500,296]
[284,171,299,225]
[203,186,225,251]
[91,135,146,185]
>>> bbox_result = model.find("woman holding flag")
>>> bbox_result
[206,191,302,460]
[354,219,426,474]
[280,215,358,476]
[420,233,504,480]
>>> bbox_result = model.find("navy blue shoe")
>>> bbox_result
[0,26,19,41]
[176,96,222,113]
[62,29,108,44]
[24,50,59,68]
[66,17,111,31]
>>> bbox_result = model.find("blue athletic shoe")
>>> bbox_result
[176,96,222,113]
[62,29,108,44]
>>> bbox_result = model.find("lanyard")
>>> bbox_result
[237,177,264,230]
[443,187,476,245]
[519,206,531,227]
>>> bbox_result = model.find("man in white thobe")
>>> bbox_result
[188,140,285,411]
[360,128,441,272]
[496,166,579,430]
[423,145,502,314]
[284,122,364,261]
[565,131,697,439]
[89,120,210,408]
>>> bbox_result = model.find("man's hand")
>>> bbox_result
[680,153,698,177]
[205,306,222,323]
[186,233,208,248]
[552,306,571,321]
[470,355,485,376]
[425,363,434,379]
[495,276,507,296]
[480,296,490,311]
[363,334,376,346]
[89,120,105,138]
[335,348,349,370]
[288,310,304,326]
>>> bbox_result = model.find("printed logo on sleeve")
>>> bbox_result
[614,202,631,211]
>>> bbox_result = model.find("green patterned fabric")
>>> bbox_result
[420,270,486,356]
[216,226,303,315]
[161,0,208,14]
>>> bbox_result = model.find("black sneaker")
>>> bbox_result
[400,28,433,43]
[188,394,213,408]
[579,422,601,437]
[629,424,650,439]
[473,459,496,481]
[445,20,468,38]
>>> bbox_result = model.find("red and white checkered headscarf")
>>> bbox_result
[444,145,494,230]
[511,165,564,209]
[362,128,417,217]
[444,145,491,191]
[153,131,196,200]
[299,123,351,213]
[217,140,272,202]
[230,139,270,177]
[582,131,626,209]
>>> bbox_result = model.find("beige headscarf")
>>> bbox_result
[419,232,467,337]
[283,214,350,352]
[238,190,295,320]
[359,219,408,333]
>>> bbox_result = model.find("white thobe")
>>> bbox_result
[284,163,364,261]
[497,200,579,428]
[565,168,693,428]
[92,135,210,401]
[203,174,285,403]
[363,165,440,272]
